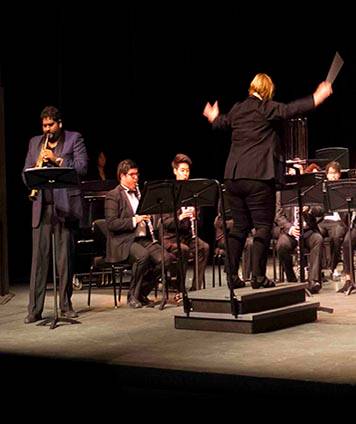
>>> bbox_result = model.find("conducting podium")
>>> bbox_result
[24,166,81,329]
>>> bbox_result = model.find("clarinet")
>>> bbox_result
[147,218,158,244]
[136,184,158,244]
[293,206,301,279]
[182,206,196,239]
[190,213,197,240]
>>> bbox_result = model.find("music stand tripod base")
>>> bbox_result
[37,315,81,329]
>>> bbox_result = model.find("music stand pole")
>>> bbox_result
[38,185,80,329]
[136,180,187,311]
[192,194,200,290]
[158,201,169,310]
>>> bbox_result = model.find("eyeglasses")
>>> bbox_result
[127,172,139,178]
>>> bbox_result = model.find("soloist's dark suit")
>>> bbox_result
[105,185,172,299]
[213,94,315,281]
[23,130,88,317]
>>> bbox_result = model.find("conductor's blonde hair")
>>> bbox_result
[248,73,275,100]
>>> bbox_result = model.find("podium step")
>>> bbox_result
[175,301,320,334]
[188,283,307,314]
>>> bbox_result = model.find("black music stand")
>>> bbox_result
[325,179,356,295]
[24,167,81,329]
[178,178,219,287]
[137,180,179,310]
[176,179,239,316]
[217,184,239,317]
[280,172,324,286]
[81,179,117,226]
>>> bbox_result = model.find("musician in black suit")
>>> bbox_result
[340,220,356,293]
[105,159,172,308]
[203,73,332,289]
[275,190,324,293]
[161,154,209,298]
[317,161,347,281]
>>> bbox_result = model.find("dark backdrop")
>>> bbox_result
[1,4,356,283]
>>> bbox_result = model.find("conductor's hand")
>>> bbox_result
[203,100,219,123]
[313,81,333,106]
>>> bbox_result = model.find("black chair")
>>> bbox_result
[87,219,131,308]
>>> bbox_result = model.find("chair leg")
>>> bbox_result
[212,255,216,288]
[279,262,284,282]
[272,240,277,283]
[218,255,222,287]
[118,268,123,303]
[111,265,118,308]
[88,265,94,306]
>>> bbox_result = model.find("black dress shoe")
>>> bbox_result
[308,281,321,294]
[251,277,276,289]
[61,310,79,318]
[229,276,246,290]
[24,314,42,324]
[286,276,298,283]
[337,280,352,293]
[140,296,155,307]
[345,282,356,296]
[128,296,142,309]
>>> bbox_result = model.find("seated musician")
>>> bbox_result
[339,212,356,294]
[317,161,347,281]
[105,159,173,308]
[160,154,209,301]
[275,162,323,293]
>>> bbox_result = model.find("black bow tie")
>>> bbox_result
[127,189,138,195]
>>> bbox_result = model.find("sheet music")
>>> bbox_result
[326,51,344,84]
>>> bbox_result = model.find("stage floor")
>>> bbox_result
[1,265,356,403]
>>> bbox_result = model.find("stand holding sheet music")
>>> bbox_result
[137,179,239,316]
[137,180,177,310]
[24,167,81,329]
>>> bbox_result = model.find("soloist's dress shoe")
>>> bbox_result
[61,310,78,318]
[251,277,276,289]
[24,314,42,324]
